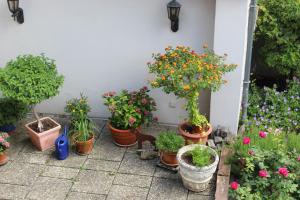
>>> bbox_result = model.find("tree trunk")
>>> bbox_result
[32,106,44,133]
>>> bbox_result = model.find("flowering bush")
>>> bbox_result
[148,45,236,128]
[65,93,91,123]
[0,132,10,153]
[228,126,300,199]
[248,79,300,132]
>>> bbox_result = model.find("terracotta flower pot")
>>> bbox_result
[179,122,212,145]
[160,151,178,167]
[107,123,138,147]
[0,152,8,166]
[25,117,61,151]
[75,135,94,155]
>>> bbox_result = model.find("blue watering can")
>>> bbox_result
[55,126,69,160]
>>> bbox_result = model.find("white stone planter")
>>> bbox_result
[177,144,219,192]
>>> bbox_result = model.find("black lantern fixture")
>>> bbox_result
[7,0,24,24]
[167,0,181,32]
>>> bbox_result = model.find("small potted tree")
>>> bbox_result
[0,54,64,151]
[103,87,156,147]
[148,45,236,144]
[0,98,29,135]
[0,132,10,166]
[155,131,185,167]
[177,144,219,192]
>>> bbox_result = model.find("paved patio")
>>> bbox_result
[0,115,215,200]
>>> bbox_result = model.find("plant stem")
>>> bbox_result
[186,92,208,127]
[33,106,44,132]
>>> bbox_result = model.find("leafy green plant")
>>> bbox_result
[188,146,213,168]
[0,54,64,132]
[0,98,29,126]
[254,0,300,77]
[148,46,236,129]
[228,127,300,199]
[103,91,142,130]
[248,79,300,132]
[65,93,91,124]
[72,114,96,142]
[155,131,184,153]
[0,132,10,153]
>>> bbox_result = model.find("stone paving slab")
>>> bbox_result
[113,173,152,188]
[0,183,30,200]
[187,193,214,200]
[26,177,72,200]
[47,152,87,168]
[84,158,120,172]
[89,139,126,161]
[42,166,80,180]
[72,170,115,195]
[66,192,106,200]
[107,185,149,200]
[16,152,51,165]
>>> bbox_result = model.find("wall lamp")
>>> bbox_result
[7,0,24,24]
[167,0,181,32]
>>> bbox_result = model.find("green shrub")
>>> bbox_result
[248,79,300,132]
[255,0,300,77]
[0,98,29,126]
[155,131,184,153]
[188,146,212,168]
[65,93,91,123]
[72,113,97,142]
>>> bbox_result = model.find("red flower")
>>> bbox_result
[144,111,149,115]
[278,167,289,177]
[128,117,136,125]
[153,116,158,121]
[248,150,255,156]
[259,131,267,138]
[259,170,268,178]
[243,137,251,145]
[230,181,239,190]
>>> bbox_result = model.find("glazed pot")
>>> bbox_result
[75,134,94,155]
[107,122,138,147]
[179,122,212,144]
[0,152,8,166]
[0,124,16,135]
[25,117,61,151]
[160,151,178,167]
[177,144,219,192]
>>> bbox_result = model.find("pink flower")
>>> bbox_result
[243,137,251,145]
[298,156,300,162]
[3,141,10,148]
[248,150,255,156]
[2,133,9,139]
[135,108,141,114]
[142,86,148,90]
[278,167,289,177]
[153,116,158,121]
[230,181,239,190]
[143,110,149,115]
[259,131,267,138]
[128,117,136,125]
[0,137,4,143]
[259,170,268,178]
[141,98,148,105]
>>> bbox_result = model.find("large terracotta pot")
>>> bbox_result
[25,117,61,151]
[107,123,138,147]
[0,152,8,166]
[179,122,212,145]
[75,135,94,155]
[160,151,178,167]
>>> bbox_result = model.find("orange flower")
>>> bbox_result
[183,85,190,90]
[182,64,187,68]
[173,62,177,66]
[170,69,175,74]
[165,64,170,69]
[161,76,166,80]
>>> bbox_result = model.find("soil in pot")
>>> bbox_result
[75,134,94,155]
[179,123,212,144]
[28,118,58,133]
[0,152,8,166]
[160,151,178,167]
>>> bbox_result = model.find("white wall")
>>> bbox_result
[210,0,250,134]
[0,0,215,124]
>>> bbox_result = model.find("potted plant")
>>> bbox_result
[103,87,157,147]
[0,98,29,135]
[155,131,185,167]
[0,54,64,151]
[0,132,10,166]
[148,45,236,144]
[177,144,219,192]
[71,113,96,155]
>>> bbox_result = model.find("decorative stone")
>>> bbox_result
[214,136,223,144]
[207,139,216,149]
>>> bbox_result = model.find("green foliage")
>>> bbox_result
[65,93,91,124]
[255,0,300,76]
[0,132,10,153]
[188,146,212,168]
[72,114,96,142]
[0,98,29,125]
[228,127,300,199]
[0,54,64,105]
[148,46,236,127]
[103,91,142,130]
[155,131,184,153]
[248,79,300,132]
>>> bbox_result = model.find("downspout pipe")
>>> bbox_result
[241,0,258,124]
